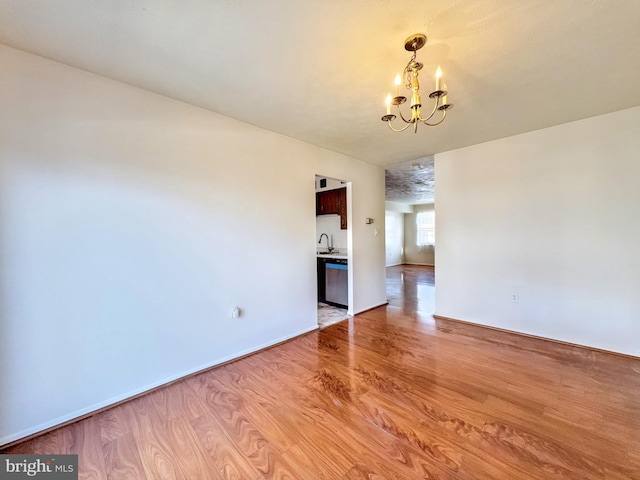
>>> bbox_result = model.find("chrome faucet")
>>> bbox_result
[318,233,333,252]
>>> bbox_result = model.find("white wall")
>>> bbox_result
[435,106,640,356]
[404,203,435,266]
[316,215,347,252]
[315,176,344,191]
[0,45,386,445]
[384,201,412,214]
[385,212,404,266]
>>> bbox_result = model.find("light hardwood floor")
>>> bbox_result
[3,265,640,478]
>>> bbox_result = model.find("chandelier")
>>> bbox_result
[381,33,453,133]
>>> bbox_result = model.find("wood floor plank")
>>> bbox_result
[121,396,187,480]
[14,428,72,455]
[188,374,269,457]
[3,265,640,479]
[97,404,130,444]
[240,401,304,452]
[166,416,223,479]
[245,443,299,480]
[66,416,107,480]
[281,439,351,479]
[104,432,146,480]
[189,413,258,480]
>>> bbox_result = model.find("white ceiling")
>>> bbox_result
[1,1,640,168]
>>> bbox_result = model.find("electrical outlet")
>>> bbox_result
[511,294,519,303]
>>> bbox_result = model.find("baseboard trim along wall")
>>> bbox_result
[433,315,640,361]
[402,262,434,266]
[352,302,389,316]
[0,325,318,448]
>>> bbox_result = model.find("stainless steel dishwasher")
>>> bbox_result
[324,258,348,308]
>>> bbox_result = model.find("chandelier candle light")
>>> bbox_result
[382,33,453,132]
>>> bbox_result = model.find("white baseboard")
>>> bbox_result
[352,301,388,315]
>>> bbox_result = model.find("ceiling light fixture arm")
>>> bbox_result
[417,96,441,123]
[423,108,448,126]
[385,119,414,132]
[397,106,413,124]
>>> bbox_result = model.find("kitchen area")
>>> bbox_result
[315,175,351,328]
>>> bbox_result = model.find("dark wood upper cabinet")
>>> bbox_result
[336,187,347,229]
[316,187,347,229]
[316,189,337,215]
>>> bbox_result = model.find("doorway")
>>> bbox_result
[315,175,352,328]
[384,157,436,313]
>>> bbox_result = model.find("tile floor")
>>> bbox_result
[317,302,351,328]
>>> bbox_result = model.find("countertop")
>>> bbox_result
[317,252,348,259]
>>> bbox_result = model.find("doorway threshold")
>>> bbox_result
[317,302,351,329]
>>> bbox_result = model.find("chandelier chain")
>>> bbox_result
[403,49,418,89]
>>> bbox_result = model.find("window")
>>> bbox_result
[416,211,435,246]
